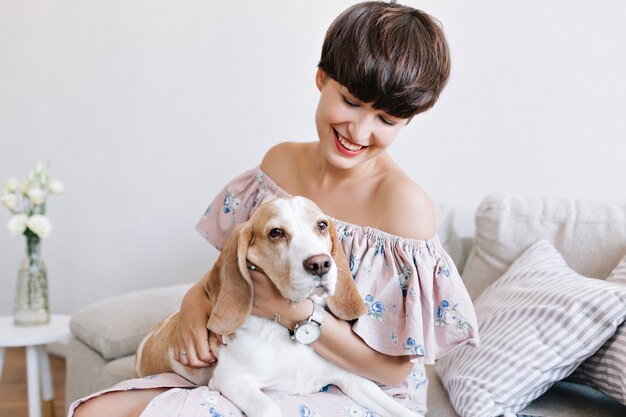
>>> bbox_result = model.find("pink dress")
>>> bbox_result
[68,167,479,417]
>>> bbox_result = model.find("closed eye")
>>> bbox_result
[342,94,397,126]
[379,116,397,126]
[341,95,359,108]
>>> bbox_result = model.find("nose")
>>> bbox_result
[348,113,374,144]
[303,255,331,278]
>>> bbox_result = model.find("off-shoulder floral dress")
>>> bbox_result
[68,167,479,417]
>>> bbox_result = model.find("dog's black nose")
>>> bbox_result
[304,255,331,278]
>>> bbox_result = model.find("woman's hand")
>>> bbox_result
[249,269,314,330]
[174,279,217,368]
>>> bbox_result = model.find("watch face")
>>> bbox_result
[295,322,321,344]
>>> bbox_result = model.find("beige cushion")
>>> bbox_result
[70,284,191,360]
[462,194,626,299]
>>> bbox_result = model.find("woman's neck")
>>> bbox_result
[309,143,386,190]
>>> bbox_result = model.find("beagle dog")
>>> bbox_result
[136,196,420,417]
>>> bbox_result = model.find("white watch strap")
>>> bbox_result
[309,302,324,326]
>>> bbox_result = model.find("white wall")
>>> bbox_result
[1,0,625,316]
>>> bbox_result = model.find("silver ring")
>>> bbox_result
[180,351,187,357]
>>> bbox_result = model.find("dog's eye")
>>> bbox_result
[317,221,328,232]
[268,228,285,239]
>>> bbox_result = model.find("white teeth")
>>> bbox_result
[335,130,363,151]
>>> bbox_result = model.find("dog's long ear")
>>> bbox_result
[206,222,254,335]
[326,221,367,320]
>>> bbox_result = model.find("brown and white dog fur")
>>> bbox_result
[136,196,421,417]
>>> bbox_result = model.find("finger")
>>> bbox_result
[177,345,189,366]
[189,325,214,363]
[204,350,217,366]
[208,345,217,364]
[174,322,187,364]
[194,332,215,364]
[185,340,210,368]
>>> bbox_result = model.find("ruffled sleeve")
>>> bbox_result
[336,222,480,365]
[195,167,288,250]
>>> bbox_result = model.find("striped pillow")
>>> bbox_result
[608,254,626,284]
[436,240,626,417]
[569,254,626,405]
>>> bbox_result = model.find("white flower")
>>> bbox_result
[1,194,18,210]
[3,177,19,193]
[26,215,53,238]
[49,179,64,195]
[27,188,47,205]
[7,214,28,236]
[35,162,44,174]
[19,180,29,193]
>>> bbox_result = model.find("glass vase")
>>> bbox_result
[13,233,50,326]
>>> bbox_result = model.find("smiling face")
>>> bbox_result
[314,69,408,171]
[245,197,339,303]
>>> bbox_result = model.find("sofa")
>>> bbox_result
[65,194,626,417]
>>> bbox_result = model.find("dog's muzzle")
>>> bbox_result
[303,254,337,296]
[303,254,331,278]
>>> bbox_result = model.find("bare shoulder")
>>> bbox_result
[374,172,436,241]
[260,141,305,180]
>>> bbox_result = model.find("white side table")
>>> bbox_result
[0,314,71,417]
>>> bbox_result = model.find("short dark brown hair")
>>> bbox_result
[318,1,450,118]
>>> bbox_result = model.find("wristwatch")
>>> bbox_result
[291,302,324,345]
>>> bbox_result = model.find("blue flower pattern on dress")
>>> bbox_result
[409,366,428,390]
[349,254,361,278]
[374,237,385,256]
[298,404,314,416]
[403,337,425,355]
[336,223,352,241]
[206,407,224,417]
[252,172,268,207]
[397,264,411,297]
[319,384,331,393]
[435,299,470,331]
[436,257,451,278]
[223,190,240,214]
[365,294,384,321]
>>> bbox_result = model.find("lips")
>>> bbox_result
[333,129,367,156]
